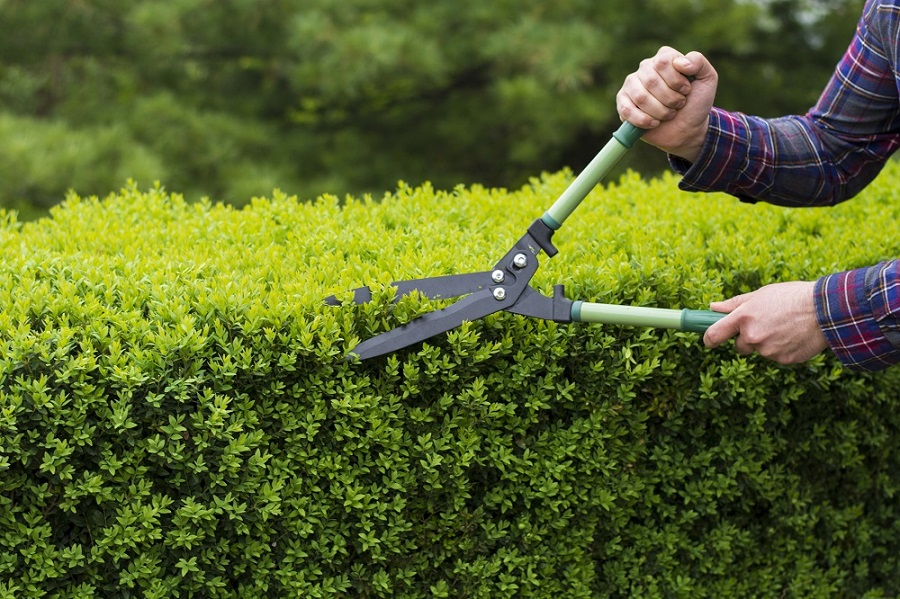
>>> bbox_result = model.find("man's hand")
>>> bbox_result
[616,46,718,162]
[704,281,829,364]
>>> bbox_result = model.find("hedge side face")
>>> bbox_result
[1,172,899,598]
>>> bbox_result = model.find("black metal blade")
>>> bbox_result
[349,288,503,360]
[325,271,493,307]
[392,271,493,300]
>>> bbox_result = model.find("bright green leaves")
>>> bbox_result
[1,175,900,597]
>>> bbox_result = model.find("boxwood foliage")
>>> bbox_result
[1,167,899,598]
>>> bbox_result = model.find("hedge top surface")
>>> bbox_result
[5,168,897,337]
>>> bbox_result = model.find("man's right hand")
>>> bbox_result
[616,46,718,163]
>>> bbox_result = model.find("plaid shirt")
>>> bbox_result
[670,0,900,371]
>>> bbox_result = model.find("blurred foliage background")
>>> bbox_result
[0,0,863,218]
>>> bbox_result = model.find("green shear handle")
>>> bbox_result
[542,121,645,230]
[548,120,726,333]
[573,301,725,333]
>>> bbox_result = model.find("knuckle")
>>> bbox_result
[643,74,663,92]
[756,346,775,359]
[631,89,650,106]
[651,53,672,71]
[743,332,764,346]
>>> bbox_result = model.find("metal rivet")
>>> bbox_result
[493,288,507,301]
[513,253,528,269]
[491,270,505,283]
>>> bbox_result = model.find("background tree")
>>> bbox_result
[0,0,863,217]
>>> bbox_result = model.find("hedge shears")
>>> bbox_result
[327,121,726,360]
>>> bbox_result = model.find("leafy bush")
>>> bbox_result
[1,169,899,597]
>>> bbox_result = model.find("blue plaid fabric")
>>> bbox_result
[671,0,900,370]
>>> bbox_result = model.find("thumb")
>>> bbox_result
[674,51,716,83]
[703,310,741,349]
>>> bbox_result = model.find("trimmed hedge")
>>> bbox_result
[1,169,900,597]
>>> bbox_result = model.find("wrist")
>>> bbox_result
[672,119,710,163]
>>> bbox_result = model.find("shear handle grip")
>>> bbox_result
[680,309,727,333]
[612,121,645,150]
[571,301,726,333]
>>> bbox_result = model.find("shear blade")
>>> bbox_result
[392,271,493,300]
[325,271,493,307]
[348,288,503,360]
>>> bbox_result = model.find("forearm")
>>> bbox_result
[670,108,895,207]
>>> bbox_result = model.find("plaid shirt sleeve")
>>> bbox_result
[815,261,900,370]
[670,0,900,370]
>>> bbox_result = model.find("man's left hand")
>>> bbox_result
[704,281,829,364]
